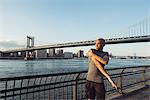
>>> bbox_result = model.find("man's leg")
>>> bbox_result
[94,82,105,100]
[85,80,95,99]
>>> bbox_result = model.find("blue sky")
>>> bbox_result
[0,0,149,56]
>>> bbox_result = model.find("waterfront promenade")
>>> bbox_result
[0,65,149,100]
[110,86,150,100]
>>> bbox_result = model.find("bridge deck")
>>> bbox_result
[110,86,150,100]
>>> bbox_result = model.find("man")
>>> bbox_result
[86,38,117,100]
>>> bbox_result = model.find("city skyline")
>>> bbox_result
[0,0,150,56]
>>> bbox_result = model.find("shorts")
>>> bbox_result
[85,80,105,100]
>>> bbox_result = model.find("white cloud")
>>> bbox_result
[0,40,25,50]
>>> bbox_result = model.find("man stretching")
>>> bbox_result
[86,38,117,100]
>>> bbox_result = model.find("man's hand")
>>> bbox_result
[108,77,118,90]
[111,83,118,90]
[87,49,93,57]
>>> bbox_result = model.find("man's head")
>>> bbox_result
[95,38,105,50]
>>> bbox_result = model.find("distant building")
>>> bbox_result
[109,53,113,58]
[56,49,63,57]
[21,52,26,57]
[0,51,2,57]
[35,49,47,59]
[133,53,137,59]
[73,53,78,58]
[10,52,18,57]
[49,48,56,57]
[64,52,73,59]
[77,50,84,58]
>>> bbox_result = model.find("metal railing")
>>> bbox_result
[0,65,149,100]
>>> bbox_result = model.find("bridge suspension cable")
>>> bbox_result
[112,17,150,38]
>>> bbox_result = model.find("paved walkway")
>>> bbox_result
[111,86,150,100]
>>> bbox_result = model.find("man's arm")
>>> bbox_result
[87,49,109,65]
[90,56,117,89]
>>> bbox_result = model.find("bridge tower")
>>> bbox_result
[25,36,35,60]
[27,36,34,48]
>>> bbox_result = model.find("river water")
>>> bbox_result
[0,58,150,78]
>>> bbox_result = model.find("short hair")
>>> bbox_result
[97,38,105,43]
[96,38,105,47]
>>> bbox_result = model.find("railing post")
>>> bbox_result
[73,73,80,100]
[141,67,146,86]
[73,80,77,100]
[5,81,7,100]
[118,69,124,94]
